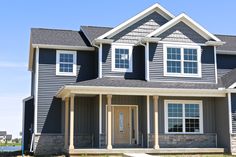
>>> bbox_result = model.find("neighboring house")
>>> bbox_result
[22,3,236,156]
[5,135,12,143]
[0,131,7,143]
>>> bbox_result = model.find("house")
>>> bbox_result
[0,131,7,143]
[22,3,236,156]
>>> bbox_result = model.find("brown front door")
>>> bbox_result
[113,106,130,144]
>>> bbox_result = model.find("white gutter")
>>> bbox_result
[31,44,95,51]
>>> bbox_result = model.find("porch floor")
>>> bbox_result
[67,148,224,155]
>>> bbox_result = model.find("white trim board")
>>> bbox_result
[147,13,221,42]
[97,3,174,40]
[57,86,227,98]
[34,47,39,134]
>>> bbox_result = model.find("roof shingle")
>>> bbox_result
[31,28,90,47]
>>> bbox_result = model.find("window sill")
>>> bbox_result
[164,132,204,135]
[56,73,77,77]
[112,68,132,73]
[164,73,202,78]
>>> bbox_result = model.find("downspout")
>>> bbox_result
[92,42,102,78]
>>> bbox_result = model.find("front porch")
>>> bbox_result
[60,92,227,154]
[67,148,224,156]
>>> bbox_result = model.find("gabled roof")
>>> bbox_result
[221,68,236,88]
[31,28,90,47]
[80,26,112,43]
[147,13,221,42]
[97,3,175,40]
[215,34,236,53]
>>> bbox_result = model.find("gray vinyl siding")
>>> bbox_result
[149,97,216,134]
[112,12,168,44]
[158,22,207,43]
[217,54,236,69]
[215,96,230,151]
[149,43,216,83]
[74,96,99,147]
[37,48,97,133]
[102,44,145,79]
[231,93,236,133]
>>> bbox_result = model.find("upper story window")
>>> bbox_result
[164,100,203,134]
[56,50,77,76]
[163,44,201,77]
[111,44,133,72]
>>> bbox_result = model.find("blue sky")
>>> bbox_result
[0,0,235,138]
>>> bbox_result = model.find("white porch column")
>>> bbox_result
[69,94,75,150]
[146,95,150,148]
[99,94,102,147]
[107,95,112,149]
[153,95,159,149]
[64,97,69,149]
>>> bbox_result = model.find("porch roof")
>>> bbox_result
[56,77,227,98]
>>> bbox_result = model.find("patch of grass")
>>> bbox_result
[159,154,234,157]
[0,143,21,147]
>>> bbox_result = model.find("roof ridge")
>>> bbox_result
[31,27,80,32]
[215,34,236,37]
[81,25,113,29]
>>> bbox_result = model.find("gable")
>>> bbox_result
[112,12,169,44]
[97,3,174,40]
[158,21,207,43]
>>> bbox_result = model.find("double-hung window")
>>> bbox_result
[112,44,133,72]
[56,50,77,76]
[164,44,201,77]
[165,100,203,134]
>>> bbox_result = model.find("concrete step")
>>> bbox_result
[123,153,159,157]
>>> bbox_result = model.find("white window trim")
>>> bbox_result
[163,44,202,78]
[56,50,77,76]
[111,44,133,73]
[164,100,203,134]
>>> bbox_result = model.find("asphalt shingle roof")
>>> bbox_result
[80,26,112,42]
[221,68,236,88]
[67,77,222,89]
[31,28,90,47]
[215,34,236,52]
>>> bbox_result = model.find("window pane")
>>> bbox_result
[167,48,181,60]
[185,104,199,118]
[167,61,181,73]
[168,119,183,132]
[168,104,182,117]
[185,119,200,132]
[60,63,73,72]
[184,49,197,61]
[184,62,198,74]
[119,112,124,132]
[115,48,129,69]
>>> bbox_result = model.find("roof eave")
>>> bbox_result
[56,85,226,98]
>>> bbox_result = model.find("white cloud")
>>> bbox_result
[0,61,27,68]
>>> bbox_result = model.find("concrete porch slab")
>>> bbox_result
[67,148,224,156]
